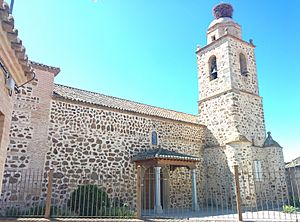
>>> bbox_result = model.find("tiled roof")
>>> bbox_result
[30,61,60,76]
[53,84,200,124]
[263,132,281,148]
[286,157,300,168]
[132,148,200,162]
[0,1,34,78]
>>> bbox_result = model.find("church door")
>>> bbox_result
[142,167,164,210]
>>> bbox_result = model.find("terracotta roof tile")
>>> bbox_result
[0,1,34,79]
[30,61,60,76]
[132,148,200,162]
[286,157,300,168]
[53,84,200,124]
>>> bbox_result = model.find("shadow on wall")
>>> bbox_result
[203,127,220,148]
[202,145,235,208]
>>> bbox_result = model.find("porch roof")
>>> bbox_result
[132,148,200,162]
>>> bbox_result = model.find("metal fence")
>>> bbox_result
[0,165,299,221]
[139,165,300,221]
[0,169,135,218]
[0,169,47,217]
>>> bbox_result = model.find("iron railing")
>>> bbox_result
[0,169,135,218]
[0,165,299,221]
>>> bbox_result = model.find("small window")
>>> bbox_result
[254,160,263,182]
[209,55,218,80]
[151,131,158,145]
[239,53,248,76]
[211,35,216,41]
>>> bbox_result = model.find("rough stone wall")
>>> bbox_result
[252,146,287,203]
[169,167,193,208]
[231,92,265,146]
[203,144,287,207]
[197,37,232,100]
[0,68,14,191]
[198,35,258,99]
[227,38,259,95]
[45,99,206,208]
[197,35,265,146]
[199,90,265,146]
[4,67,55,172]
[202,146,235,207]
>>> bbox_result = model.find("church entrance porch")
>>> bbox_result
[142,167,166,211]
[132,148,201,217]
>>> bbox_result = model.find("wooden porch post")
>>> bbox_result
[136,165,142,219]
[234,165,243,222]
[45,168,54,219]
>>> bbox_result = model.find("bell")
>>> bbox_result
[211,68,217,75]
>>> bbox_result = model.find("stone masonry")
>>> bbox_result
[45,97,206,208]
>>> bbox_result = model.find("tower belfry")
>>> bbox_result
[196,3,265,146]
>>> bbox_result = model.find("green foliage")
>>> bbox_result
[283,205,298,214]
[105,207,134,218]
[289,196,300,208]
[68,184,110,216]
[3,185,133,218]
[5,205,45,217]
[68,184,134,217]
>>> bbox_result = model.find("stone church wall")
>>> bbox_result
[197,36,232,100]
[227,38,259,95]
[203,144,287,207]
[45,98,206,208]
[197,36,266,147]
[1,65,209,210]
[251,146,287,203]
[199,90,265,146]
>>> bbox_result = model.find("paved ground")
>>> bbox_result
[142,208,300,221]
[0,211,299,222]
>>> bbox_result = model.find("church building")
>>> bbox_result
[1,3,287,214]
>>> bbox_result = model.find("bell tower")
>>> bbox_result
[197,3,265,146]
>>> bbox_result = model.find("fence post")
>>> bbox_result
[234,165,243,222]
[45,168,54,219]
[136,165,142,219]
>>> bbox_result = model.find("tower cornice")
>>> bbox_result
[197,88,262,105]
[196,34,255,55]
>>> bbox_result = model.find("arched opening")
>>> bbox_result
[239,53,248,76]
[209,55,218,80]
[151,131,158,145]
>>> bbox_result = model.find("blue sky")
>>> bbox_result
[10,0,300,161]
